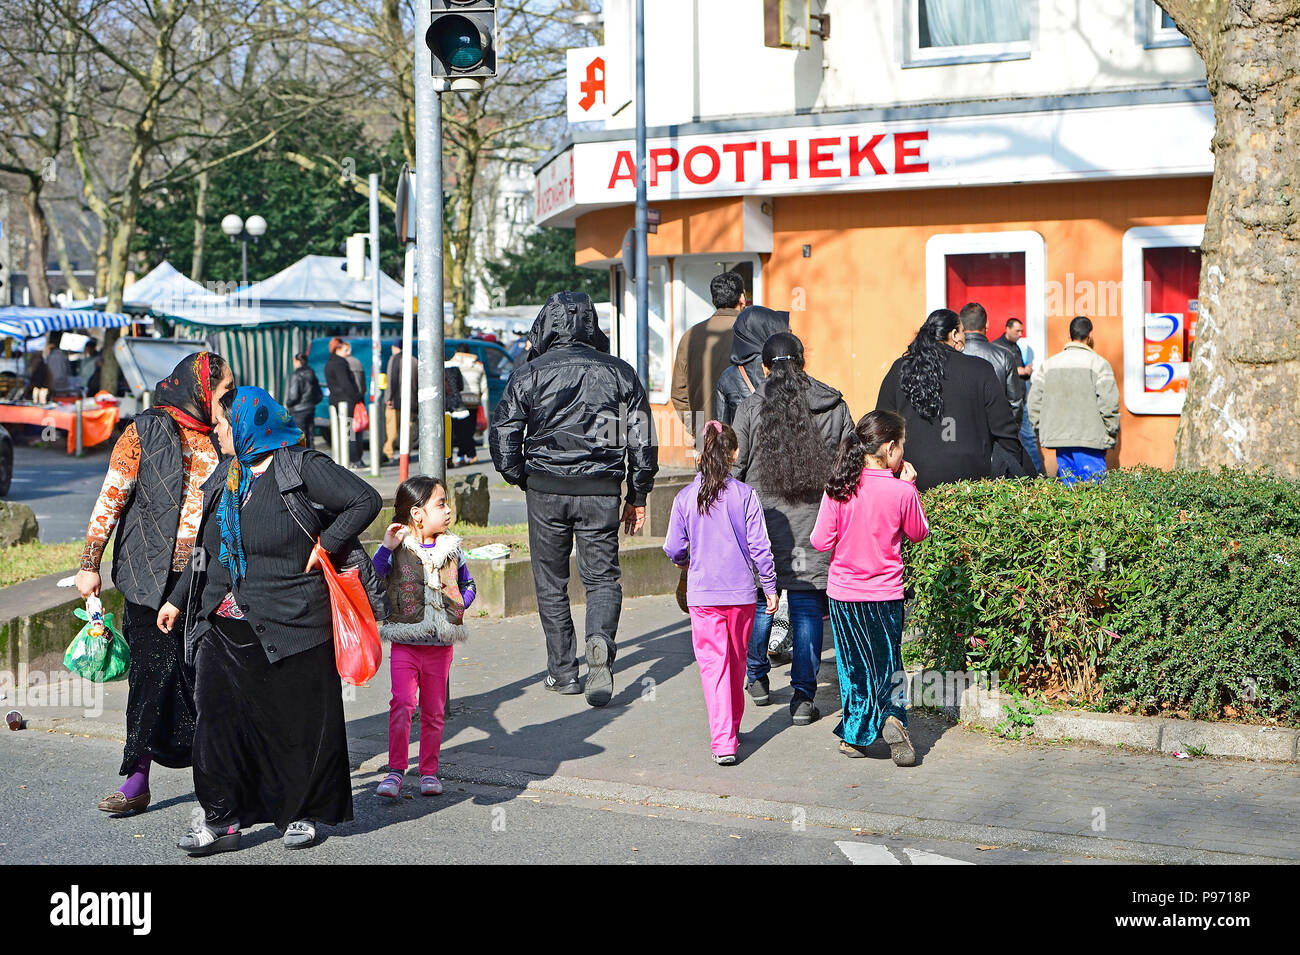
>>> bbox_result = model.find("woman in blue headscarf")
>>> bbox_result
[159,386,382,856]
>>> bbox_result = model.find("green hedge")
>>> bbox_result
[905,467,1300,725]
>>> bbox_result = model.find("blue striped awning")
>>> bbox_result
[0,306,141,339]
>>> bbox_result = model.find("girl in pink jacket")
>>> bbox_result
[810,410,929,766]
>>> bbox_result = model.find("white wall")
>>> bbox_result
[599,0,1206,129]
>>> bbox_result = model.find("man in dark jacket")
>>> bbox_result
[713,306,789,425]
[670,271,745,438]
[285,353,322,447]
[323,338,363,466]
[490,291,658,707]
[959,303,1024,424]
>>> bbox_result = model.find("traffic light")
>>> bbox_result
[763,0,830,50]
[427,1,497,80]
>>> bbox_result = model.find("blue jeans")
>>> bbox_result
[1056,447,1107,485]
[1018,407,1042,473]
[746,589,828,702]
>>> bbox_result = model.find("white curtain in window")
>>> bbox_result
[922,0,1030,47]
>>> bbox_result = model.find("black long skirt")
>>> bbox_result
[192,617,353,831]
[120,597,196,775]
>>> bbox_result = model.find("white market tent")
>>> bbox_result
[230,254,405,316]
[122,261,210,310]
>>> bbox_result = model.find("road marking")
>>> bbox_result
[836,841,974,865]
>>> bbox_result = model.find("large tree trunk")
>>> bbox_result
[190,167,209,283]
[1163,0,1300,475]
[20,180,52,308]
[47,212,88,300]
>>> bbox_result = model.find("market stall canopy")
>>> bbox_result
[229,254,405,316]
[123,261,210,310]
[0,306,140,339]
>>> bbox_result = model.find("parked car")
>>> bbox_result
[306,336,514,429]
[0,425,13,497]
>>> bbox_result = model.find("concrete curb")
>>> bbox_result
[412,759,1288,865]
[938,679,1300,762]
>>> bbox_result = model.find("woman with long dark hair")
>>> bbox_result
[158,386,382,855]
[76,352,234,816]
[876,308,1028,491]
[664,421,776,764]
[812,411,929,765]
[732,332,853,726]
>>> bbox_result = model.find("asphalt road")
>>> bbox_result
[0,730,1115,866]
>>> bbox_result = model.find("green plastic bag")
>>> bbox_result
[64,607,130,682]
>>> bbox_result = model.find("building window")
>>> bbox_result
[1139,1,1190,48]
[902,0,1033,68]
[1121,225,1203,415]
[925,230,1047,376]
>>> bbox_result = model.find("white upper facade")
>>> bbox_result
[595,0,1204,130]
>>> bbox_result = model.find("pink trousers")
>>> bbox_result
[388,643,454,776]
[688,604,756,756]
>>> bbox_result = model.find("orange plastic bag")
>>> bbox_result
[314,542,383,686]
[352,402,370,434]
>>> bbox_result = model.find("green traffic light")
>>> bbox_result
[431,15,484,70]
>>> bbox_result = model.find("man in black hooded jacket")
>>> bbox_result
[490,291,658,706]
[713,306,790,425]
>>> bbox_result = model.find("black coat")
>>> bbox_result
[490,291,658,505]
[877,347,1031,492]
[285,366,322,414]
[324,354,361,407]
[713,306,789,425]
[168,448,382,665]
[963,331,1024,423]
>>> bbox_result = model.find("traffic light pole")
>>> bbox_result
[634,0,649,389]
[414,3,446,485]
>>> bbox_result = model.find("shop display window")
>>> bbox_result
[1121,225,1204,415]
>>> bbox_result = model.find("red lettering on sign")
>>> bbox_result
[762,139,799,181]
[848,135,887,176]
[808,137,841,178]
[722,142,758,181]
[579,57,606,112]
[609,150,636,188]
[649,148,680,186]
[683,145,721,184]
[894,131,929,173]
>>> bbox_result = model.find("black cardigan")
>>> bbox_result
[168,449,382,664]
[877,348,1029,493]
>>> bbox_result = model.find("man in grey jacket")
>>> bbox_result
[1028,316,1120,485]
[960,303,1023,424]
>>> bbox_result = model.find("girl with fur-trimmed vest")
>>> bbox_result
[371,476,475,798]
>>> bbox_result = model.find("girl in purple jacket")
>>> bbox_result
[665,421,778,765]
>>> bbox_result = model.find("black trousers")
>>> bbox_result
[290,409,315,448]
[121,596,195,775]
[525,490,623,683]
[451,411,477,458]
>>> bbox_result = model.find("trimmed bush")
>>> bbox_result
[905,467,1300,725]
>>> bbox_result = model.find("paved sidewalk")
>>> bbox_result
[15,595,1300,863]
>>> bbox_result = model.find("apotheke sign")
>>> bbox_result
[535,100,1213,225]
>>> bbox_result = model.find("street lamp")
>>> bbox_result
[221,213,267,288]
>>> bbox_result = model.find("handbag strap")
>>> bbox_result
[738,363,757,395]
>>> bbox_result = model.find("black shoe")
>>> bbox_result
[178,821,241,857]
[790,696,820,726]
[543,675,582,695]
[746,676,771,706]
[584,637,614,707]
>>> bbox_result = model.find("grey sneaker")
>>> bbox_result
[713,753,737,766]
[882,715,917,767]
[790,697,820,726]
[746,676,771,706]
[584,637,614,707]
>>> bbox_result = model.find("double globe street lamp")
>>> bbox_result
[221,213,267,288]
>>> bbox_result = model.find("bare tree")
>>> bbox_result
[1159,1,1300,475]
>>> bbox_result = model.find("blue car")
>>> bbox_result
[307,336,514,428]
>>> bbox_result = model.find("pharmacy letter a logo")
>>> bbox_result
[579,57,606,112]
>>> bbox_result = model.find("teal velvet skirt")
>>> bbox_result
[829,598,907,747]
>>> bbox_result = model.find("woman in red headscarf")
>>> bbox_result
[76,351,235,816]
